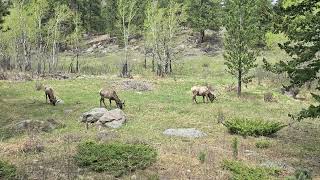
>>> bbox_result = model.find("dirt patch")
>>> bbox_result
[122,80,153,91]
[107,79,154,91]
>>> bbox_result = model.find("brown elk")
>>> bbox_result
[44,86,57,106]
[36,82,58,106]
[191,85,216,103]
[99,88,125,109]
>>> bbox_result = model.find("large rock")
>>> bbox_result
[81,108,127,129]
[98,109,127,128]
[81,108,107,123]
[163,128,207,138]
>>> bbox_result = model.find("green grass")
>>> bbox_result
[0,160,18,180]
[0,51,319,179]
[74,141,157,177]
[256,139,272,149]
[223,160,281,180]
[224,118,286,137]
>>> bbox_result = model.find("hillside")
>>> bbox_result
[0,31,319,179]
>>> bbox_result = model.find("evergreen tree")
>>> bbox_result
[265,0,320,120]
[0,0,9,30]
[185,0,221,43]
[223,0,259,97]
[255,0,273,47]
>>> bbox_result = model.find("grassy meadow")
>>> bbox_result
[0,49,320,179]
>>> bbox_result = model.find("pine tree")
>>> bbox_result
[0,0,9,30]
[266,0,320,120]
[186,0,221,43]
[223,0,259,97]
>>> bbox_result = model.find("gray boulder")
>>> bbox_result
[81,108,107,123]
[163,128,207,138]
[98,109,126,128]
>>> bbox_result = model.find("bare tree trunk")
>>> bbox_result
[144,46,147,69]
[76,52,79,73]
[237,66,242,97]
[200,30,205,43]
[152,51,155,72]
[52,40,56,73]
[169,58,172,73]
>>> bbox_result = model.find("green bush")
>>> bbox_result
[74,141,157,177]
[198,151,206,164]
[223,160,280,180]
[224,118,285,137]
[0,160,18,180]
[255,140,271,149]
[294,168,312,180]
[232,137,239,159]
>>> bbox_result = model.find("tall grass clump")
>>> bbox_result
[0,160,18,180]
[232,137,239,159]
[74,141,157,177]
[223,160,280,180]
[255,140,271,149]
[224,118,285,137]
[198,151,206,164]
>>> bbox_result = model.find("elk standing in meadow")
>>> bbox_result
[36,82,57,106]
[99,88,125,109]
[191,85,216,103]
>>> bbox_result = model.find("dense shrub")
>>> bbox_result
[224,118,285,137]
[74,141,157,177]
[0,160,17,180]
[223,160,280,180]
[256,140,271,149]
[294,168,312,180]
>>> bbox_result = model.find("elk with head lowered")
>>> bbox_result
[191,85,216,104]
[99,88,125,109]
[36,82,58,106]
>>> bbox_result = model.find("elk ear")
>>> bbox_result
[123,100,125,105]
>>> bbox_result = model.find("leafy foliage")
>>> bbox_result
[0,160,18,180]
[223,0,259,96]
[224,118,285,137]
[294,168,312,180]
[0,0,9,30]
[198,151,206,164]
[223,160,280,180]
[265,0,320,121]
[185,0,221,42]
[232,137,239,159]
[74,141,157,177]
[255,139,271,149]
[144,0,183,76]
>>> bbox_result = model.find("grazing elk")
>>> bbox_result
[99,88,125,109]
[36,82,58,106]
[191,85,216,103]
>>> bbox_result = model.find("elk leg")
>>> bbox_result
[109,99,112,108]
[192,95,197,104]
[101,98,107,108]
[45,93,48,103]
[100,98,103,107]
[206,95,209,103]
[203,96,205,103]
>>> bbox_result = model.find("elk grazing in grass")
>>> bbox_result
[44,86,57,106]
[99,88,125,109]
[191,85,216,103]
[36,82,58,106]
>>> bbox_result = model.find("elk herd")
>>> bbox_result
[37,81,303,109]
[37,83,216,108]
